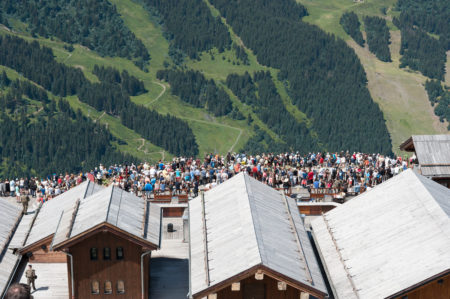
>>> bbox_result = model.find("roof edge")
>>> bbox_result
[52,222,159,251]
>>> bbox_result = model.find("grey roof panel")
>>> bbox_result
[311,169,450,299]
[189,172,327,297]
[412,135,450,177]
[52,185,160,249]
[0,200,22,296]
[25,181,104,248]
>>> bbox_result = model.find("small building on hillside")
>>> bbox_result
[400,135,450,187]
[189,172,328,299]
[311,169,450,299]
[50,185,161,299]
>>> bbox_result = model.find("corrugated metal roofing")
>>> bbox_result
[24,181,103,249]
[189,172,327,297]
[0,199,22,297]
[411,135,450,177]
[311,169,450,299]
[52,186,161,249]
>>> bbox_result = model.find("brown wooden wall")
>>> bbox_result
[298,205,336,216]
[66,231,150,299]
[27,237,67,263]
[394,273,450,299]
[162,207,185,217]
[215,274,312,299]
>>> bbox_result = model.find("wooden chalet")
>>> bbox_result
[189,172,328,299]
[18,181,104,263]
[49,185,161,299]
[311,169,450,299]
[400,135,450,187]
[0,180,162,299]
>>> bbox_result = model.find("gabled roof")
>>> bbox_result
[400,135,450,177]
[0,200,22,297]
[22,180,104,250]
[311,169,450,299]
[189,172,327,298]
[51,185,161,250]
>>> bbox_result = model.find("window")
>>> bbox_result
[104,281,112,294]
[91,281,99,294]
[116,247,124,260]
[90,248,98,260]
[103,247,111,260]
[117,280,125,294]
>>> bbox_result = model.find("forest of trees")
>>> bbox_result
[233,44,250,65]
[137,0,231,60]
[340,12,365,47]
[0,35,199,156]
[0,72,131,177]
[0,0,149,69]
[425,80,450,129]
[156,69,232,117]
[226,71,318,152]
[363,16,391,62]
[92,65,147,96]
[210,0,392,154]
[394,0,449,80]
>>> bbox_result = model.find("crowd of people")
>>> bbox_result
[0,151,413,204]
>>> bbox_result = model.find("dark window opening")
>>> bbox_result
[116,247,124,260]
[104,247,111,260]
[90,248,98,260]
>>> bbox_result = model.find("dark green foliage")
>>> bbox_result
[210,0,393,154]
[394,0,449,80]
[233,44,250,65]
[0,12,9,27]
[0,35,198,156]
[156,69,232,117]
[227,71,319,152]
[0,71,10,88]
[396,0,450,50]
[92,65,147,96]
[424,81,450,128]
[242,125,289,154]
[340,12,365,46]
[137,0,231,59]
[363,16,391,62]
[1,0,149,65]
[394,22,446,80]
[425,80,444,106]
[0,73,130,177]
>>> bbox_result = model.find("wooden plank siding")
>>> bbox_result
[298,205,336,216]
[393,273,450,299]
[215,273,311,299]
[66,231,150,299]
[24,236,67,263]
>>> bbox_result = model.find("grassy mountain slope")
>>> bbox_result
[0,0,445,162]
[297,0,448,154]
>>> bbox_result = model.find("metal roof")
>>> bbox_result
[0,199,22,297]
[189,172,327,297]
[23,181,104,249]
[410,135,450,177]
[311,169,450,299]
[52,186,161,249]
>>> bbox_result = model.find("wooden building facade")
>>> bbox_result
[400,135,450,188]
[189,173,328,299]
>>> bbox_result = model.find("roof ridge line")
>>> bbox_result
[114,188,124,226]
[282,193,313,284]
[201,191,211,286]
[322,214,360,298]
[243,173,264,266]
[105,185,114,223]
[66,198,81,239]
